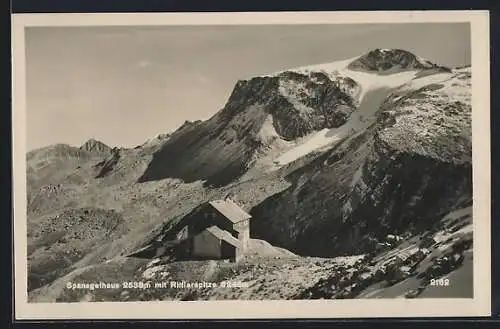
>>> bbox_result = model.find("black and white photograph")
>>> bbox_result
[12,11,491,319]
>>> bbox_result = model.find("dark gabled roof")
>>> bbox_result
[208,199,251,224]
[205,226,242,248]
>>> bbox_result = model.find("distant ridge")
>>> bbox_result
[80,138,111,154]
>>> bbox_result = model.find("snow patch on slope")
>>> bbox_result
[283,56,359,78]
[257,53,458,168]
[403,68,471,104]
[401,71,453,90]
[346,70,420,100]
[257,115,291,147]
[271,56,420,166]
[276,55,419,100]
[275,128,345,165]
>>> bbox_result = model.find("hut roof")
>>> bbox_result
[205,225,242,248]
[208,199,251,224]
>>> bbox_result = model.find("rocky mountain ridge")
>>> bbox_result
[80,138,112,154]
[347,48,451,73]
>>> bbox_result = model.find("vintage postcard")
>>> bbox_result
[11,11,491,319]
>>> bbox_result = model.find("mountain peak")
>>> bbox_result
[348,48,441,72]
[80,138,111,153]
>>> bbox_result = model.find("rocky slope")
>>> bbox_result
[138,70,360,187]
[25,49,473,301]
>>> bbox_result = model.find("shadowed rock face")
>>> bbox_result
[250,69,472,257]
[95,148,121,178]
[138,72,358,187]
[251,143,471,257]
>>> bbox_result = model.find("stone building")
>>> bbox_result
[174,198,251,262]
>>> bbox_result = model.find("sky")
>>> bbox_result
[25,23,471,151]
